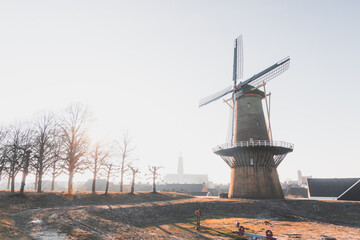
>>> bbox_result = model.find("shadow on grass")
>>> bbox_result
[197,225,239,238]
[154,225,173,235]
[146,217,245,239]
[0,210,31,240]
[87,198,360,230]
[171,223,211,239]
[0,190,194,210]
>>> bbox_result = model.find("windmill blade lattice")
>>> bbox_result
[237,57,290,90]
[199,85,234,107]
[235,35,243,80]
[226,105,235,144]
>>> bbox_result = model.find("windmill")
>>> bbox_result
[199,35,294,198]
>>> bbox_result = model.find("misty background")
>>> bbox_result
[0,0,359,186]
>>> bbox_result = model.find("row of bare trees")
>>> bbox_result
[0,104,163,195]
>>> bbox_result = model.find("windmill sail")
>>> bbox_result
[232,35,244,84]
[199,85,234,107]
[235,35,243,81]
[199,36,244,108]
[229,35,243,142]
[226,105,235,144]
[237,57,290,89]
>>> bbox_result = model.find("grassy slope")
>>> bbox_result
[0,197,30,240]
[0,190,192,208]
[1,191,360,239]
[0,191,192,240]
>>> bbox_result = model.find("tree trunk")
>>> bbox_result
[37,150,44,193]
[34,172,38,190]
[51,161,56,191]
[7,176,10,190]
[120,177,123,192]
[37,170,43,193]
[37,159,43,193]
[19,170,28,194]
[20,151,31,195]
[51,176,55,191]
[10,162,16,193]
[68,170,74,195]
[105,165,112,195]
[152,172,156,193]
[11,173,15,193]
[91,171,96,194]
[130,172,135,194]
[120,164,124,192]
[105,171,110,195]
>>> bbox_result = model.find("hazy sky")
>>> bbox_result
[1,1,359,184]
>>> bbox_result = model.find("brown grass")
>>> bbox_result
[285,194,304,199]
[147,217,360,240]
[0,204,30,239]
[1,191,360,239]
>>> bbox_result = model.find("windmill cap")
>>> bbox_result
[237,84,265,98]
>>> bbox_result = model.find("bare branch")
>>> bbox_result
[88,141,114,194]
[146,165,164,193]
[128,164,140,194]
[60,103,90,195]
[118,132,136,192]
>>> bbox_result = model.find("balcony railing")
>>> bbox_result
[213,140,294,152]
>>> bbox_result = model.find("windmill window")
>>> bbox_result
[250,158,254,166]
[247,103,251,108]
[256,121,259,127]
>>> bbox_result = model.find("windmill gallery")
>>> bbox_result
[199,35,293,199]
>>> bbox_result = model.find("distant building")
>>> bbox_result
[158,183,209,196]
[134,184,153,192]
[281,180,298,188]
[280,170,309,198]
[163,153,208,184]
[282,187,308,198]
[208,184,229,196]
[297,170,312,187]
[307,178,360,201]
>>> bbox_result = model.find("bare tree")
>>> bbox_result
[147,165,163,193]
[88,142,112,194]
[3,123,33,193]
[60,104,90,195]
[104,163,112,195]
[34,171,38,190]
[0,128,8,181]
[118,133,135,192]
[38,136,63,191]
[0,152,5,182]
[103,162,118,195]
[50,157,63,191]
[19,148,32,195]
[32,112,59,193]
[17,126,34,195]
[128,165,140,194]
